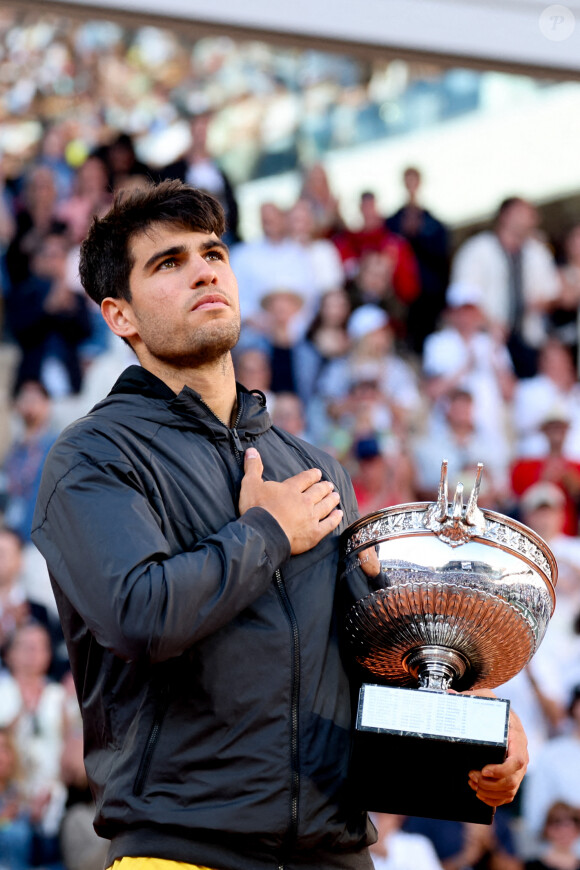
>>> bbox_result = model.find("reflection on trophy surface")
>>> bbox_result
[341,460,558,824]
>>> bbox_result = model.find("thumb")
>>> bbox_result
[243,447,263,480]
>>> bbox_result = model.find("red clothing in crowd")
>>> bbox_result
[332,225,420,305]
[511,457,580,535]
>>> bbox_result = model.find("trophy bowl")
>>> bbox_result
[342,461,557,693]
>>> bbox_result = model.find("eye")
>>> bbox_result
[205,248,226,262]
[158,257,179,270]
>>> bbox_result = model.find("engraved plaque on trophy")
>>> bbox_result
[341,461,557,824]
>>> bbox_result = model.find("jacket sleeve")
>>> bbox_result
[32,450,291,664]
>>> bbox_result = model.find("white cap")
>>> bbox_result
[521,482,566,513]
[540,403,571,427]
[446,282,484,308]
[347,304,389,341]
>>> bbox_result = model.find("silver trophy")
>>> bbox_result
[341,461,557,824]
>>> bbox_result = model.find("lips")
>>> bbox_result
[191,294,229,311]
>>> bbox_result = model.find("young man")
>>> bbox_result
[32,181,527,870]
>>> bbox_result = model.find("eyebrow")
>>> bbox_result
[142,238,230,273]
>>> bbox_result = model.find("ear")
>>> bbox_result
[101,297,139,342]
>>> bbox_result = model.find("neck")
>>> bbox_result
[452,423,473,441]
[142,354,238,425]
[24,419,48,439]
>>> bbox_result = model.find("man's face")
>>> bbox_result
[33,235,68,280]
[260,203,286,241]
[503,201,538,242]
[360,195,379,225]
[118,223,241,369]
[15,382,51,429]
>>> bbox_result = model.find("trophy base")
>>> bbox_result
[350,684,510,825]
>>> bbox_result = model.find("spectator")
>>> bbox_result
[37,122,76,203]
[412,387,505,506]
[0,725,34,870]
[1,380,58,544]
[0,623,68,867]
[233,346,274,406]
[387,166,450,354]
[299,162,345,238]
[270,392,310,440]
[4,165,64,291]
[0,527,62,673]
[512,339,580,459]
[333,191,420,314]
[161,111,239,244]
[229,202,311,324]
[304,286,352,366]
[55,154,112,244]
[499,482,580,742]
[402,815,523,870]
[101,132,153,193]
[522,685,580,845]
[350,435,413,515]
[495,483,571,773]
[422,281,515,480]
[255,288,310,395]
[451,197,559,378]
[511,408,580,536]
[287,197,345,296]
[58,672,108,870]
[369,812,444,870]
[5,230,92,397]
[300,287,353,444]
[550,224,580,367]
[312,304,421,460]
[342,304,422,435]
[524,801,580,870]
[345,250,411,340]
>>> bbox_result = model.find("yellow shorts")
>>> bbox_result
[109,860,215,870]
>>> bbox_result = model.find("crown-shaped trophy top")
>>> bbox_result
[423,460,487,546]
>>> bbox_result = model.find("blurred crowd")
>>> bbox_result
[2,12,580,870]
[0,10,556,188]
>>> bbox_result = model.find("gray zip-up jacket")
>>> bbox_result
[32,366,374,870]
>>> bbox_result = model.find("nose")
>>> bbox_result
[191,254,218,288]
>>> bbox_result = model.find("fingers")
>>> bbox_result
[306,479,338,506]
[468,771,520,807]
[244,460,330,498]
[286,467,323,492]
[313,489,341,520]
[465,702,528,808]
[316,508,344,539]
[243,447,264,480]
[468,753,527,807]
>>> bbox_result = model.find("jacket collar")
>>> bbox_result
[108,365,271,437]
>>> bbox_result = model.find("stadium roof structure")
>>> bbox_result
[17,0,580,81]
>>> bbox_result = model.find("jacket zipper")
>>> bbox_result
[230,424,243,462]
[231,402,297,863]
[274,567,300,861]
[203,394,299,862]
[198,397,244,465]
